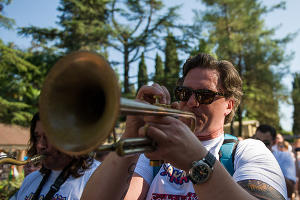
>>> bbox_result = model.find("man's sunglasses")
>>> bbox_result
[174,86,225,105]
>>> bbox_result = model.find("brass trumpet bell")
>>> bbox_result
[39,52,120,155]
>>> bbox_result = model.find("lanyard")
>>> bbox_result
[32,164,71,200]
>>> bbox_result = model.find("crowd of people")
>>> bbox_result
[3,52,300,200]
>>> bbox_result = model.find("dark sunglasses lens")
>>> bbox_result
[175,87,191,101]
[195,91,215,104]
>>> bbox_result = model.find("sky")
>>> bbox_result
[0,0,299,131]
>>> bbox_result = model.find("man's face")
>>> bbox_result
[35,121,72,170]
[254,130,273,150]
[179,68,233,139]
[275,134,283,144]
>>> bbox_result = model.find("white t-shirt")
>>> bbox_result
[134,135,287,200]
[273,150,297,183]
[17,159,100,200]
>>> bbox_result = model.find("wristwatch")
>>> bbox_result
[187,151,216,184]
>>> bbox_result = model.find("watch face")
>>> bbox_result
[191,161,212,184]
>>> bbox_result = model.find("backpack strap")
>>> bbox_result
[153,165,161,178]
[219,133,239,176]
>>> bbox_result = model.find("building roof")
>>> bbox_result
[0,123,30,150]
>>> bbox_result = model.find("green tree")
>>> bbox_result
[109,0,179,94]
[292,73,300,135]
[164,32,180,100]
[194,0,293,134]
[137,53,148,91]
[0,41,41,126]
[153,53,164,84]
[19,0,111,53]
[0,0,15,29]
[0,1,42,126]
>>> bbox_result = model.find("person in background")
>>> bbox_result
[254,124,296,199]
[82,53,287,200]
[16,112,100,200]
[273,133,293,152]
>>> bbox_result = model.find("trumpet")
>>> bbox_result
[39,51,196,156]
[0,155,44,165]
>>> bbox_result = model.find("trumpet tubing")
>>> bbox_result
[0,155,44,166]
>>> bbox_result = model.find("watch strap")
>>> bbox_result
[203,151,216,168]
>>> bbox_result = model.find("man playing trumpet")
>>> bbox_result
[82,53,287,199]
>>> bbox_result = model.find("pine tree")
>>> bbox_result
[0,2,41,126]
[137,53,148,91]
[153,53,164,84]
[292,73,300,135]
[194,0,294,132]
[19,0,111,53]
[108,0,179,94]
[164,32,180,101]
[0,40,41,126]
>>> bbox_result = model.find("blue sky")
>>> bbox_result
[1,0,299,131]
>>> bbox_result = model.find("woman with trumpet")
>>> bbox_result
[16,113,100,200]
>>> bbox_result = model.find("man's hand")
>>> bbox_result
[122,83,171,139]
[138,115,206,172]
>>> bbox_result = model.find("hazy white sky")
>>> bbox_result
[1,0,299,131]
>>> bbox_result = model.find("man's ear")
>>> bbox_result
[224,99,234,116]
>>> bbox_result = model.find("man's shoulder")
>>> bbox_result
[24,170,42,180]
[237,138,266,150]
[234,138,274,162]
[81,159,101,177]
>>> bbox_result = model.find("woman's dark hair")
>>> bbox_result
[178,53,243,124]
[27,112,93,178]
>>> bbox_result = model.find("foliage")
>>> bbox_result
[137,53,148,91]
[292,73,300,135]
[0,173,24,200]
[153,53,164,84]
[108,0,179,94]
[0,40,41,126]
[164,32,180,101]
[193,0,294,131]
[0,0,15,30]
[19,0,111,53]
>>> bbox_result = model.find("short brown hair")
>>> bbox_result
[28,112,93,178]
[179,53,243,124]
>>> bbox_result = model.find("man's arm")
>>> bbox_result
[141,116,286,200]
[80,152,139,199]
[238,179,285,200]
[124,173,150,200]
[285,177,296,198]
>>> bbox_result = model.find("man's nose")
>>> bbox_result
[186,93,199,107]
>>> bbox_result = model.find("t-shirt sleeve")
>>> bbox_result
[233,139,287,199]
[134,154,153,185]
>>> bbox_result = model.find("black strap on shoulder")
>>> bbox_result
[32,169,51,200]
[32,163,72,200]
[44,165,71,200]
